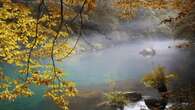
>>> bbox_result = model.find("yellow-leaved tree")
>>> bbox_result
[113,0,195,38]
[113,0,195,20]
[0,0,96,109]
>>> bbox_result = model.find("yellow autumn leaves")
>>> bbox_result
[0,0,84,110]
[0,82,33,101]
[113,0,194,20]
[45,81,78,110]
[142,66,176,88]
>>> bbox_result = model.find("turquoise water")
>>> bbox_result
[0,40,192,110]
[60,40,189,86]
[0,64,46,110]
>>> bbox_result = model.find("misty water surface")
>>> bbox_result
[0,39,192,110]
[59,39,190,87]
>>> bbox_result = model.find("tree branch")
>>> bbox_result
[25,0,45,81]
[51,0,64,82]
[64,0,87,57]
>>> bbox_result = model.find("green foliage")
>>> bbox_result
[142,66,176,88]
[104,91,128,108]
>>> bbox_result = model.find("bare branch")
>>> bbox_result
[50,0,87,84]
[64,0,87,57]
[25,0,45,81]
[51,0,64,82]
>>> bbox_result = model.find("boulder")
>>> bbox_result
[139,48,156,58]
[157,81,168,93]
[144,96,168,110]
[123,91,142,102]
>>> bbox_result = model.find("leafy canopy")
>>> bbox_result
[0,0,96,109]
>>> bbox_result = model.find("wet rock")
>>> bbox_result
[168,103,195,110]
[100,101,124,110]
[139,48,156,58]
[175,42,192,49]
[157,81,168,93]
[123,91,142,102]
[144,96,168,110]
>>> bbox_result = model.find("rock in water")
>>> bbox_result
[157,81,168,93]
[123,92,142,102]
[144,96,168,110]
[139,48,156,58]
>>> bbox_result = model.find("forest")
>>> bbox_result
[0,0,195,110]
